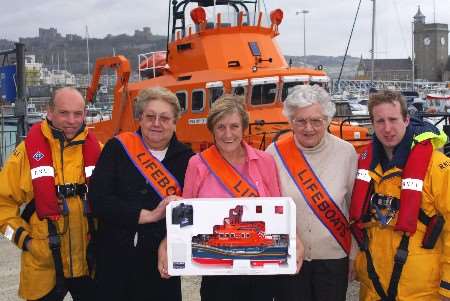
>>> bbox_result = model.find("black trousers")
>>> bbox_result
[29,276,95,301]
[95,243,181,301]
[133,242,181,301]
[201,275,276,301]
[275,257,349,301]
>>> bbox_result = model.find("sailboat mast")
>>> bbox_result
[86,25,90,79]
[411,21,415,91]
[370,0,376,84]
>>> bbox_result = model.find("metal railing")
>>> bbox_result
[138,51,167,80]
[0,128,17,168]
[332,79,448,94]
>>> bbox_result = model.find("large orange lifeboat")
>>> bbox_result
[86,0,371,153]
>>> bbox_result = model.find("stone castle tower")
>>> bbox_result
[413,6,449,81]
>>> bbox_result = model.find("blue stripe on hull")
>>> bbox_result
[192,243,288,260]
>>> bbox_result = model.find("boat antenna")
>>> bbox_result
[253,0,258,25]
[411,20,415,91]
[262,0,269,25]
[166,0,172,63]
[336,0,362,92]
[370,0,376,85]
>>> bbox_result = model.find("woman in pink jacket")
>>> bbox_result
[158,95,304,300]
[184,95,302,301]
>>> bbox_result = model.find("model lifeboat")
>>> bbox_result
[191,205,289,266]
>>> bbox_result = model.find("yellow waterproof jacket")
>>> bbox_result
[0,120,99,300]
[355,150,450,301]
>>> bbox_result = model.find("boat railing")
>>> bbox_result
[138,51,167,80]
[334,114,373,141]
[247,121,290,150]
[335,112,450,156]
[0,128,17,168]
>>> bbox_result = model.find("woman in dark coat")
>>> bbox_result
[89,87,194,301]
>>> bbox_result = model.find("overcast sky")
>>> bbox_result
[1,0,449,59]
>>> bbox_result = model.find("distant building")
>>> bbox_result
[38,28,62,41]
[356,6,450,82]
[134,27,152,39]
[413,6,449,81]
[356,58,412,81]
[66,34,83,41]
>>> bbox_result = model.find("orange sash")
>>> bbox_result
[200,145,259,197]
[274,136,351,255]
[116,132,181,199]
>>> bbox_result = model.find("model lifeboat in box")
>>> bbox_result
[191,205,289,267]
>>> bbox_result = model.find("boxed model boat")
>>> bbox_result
[166,197,297,275]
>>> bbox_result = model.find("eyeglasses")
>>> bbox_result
[144,113,174,125]
[291,117,326,128]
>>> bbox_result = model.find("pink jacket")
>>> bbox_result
[183,143,281,198]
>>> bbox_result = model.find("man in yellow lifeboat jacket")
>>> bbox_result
[0,87,101,301]
[351,90,450,301]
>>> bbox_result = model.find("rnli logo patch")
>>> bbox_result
[360,151,368,160]
[33,151,45,161]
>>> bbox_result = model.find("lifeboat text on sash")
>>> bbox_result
[116,132,181,199]
[200,145,259,198]
[274,136,351,255]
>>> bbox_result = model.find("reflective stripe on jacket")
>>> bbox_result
[355,150,450,300]
[0,120,101,300]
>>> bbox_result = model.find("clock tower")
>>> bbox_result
[413,6,449,81]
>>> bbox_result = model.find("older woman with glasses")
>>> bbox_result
[89,87,194,301]
[266,84,358,301]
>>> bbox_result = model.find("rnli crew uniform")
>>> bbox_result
[0,120,101,301]
[352,122,450,300]
[89,131,194,301]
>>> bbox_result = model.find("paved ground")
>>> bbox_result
[0,238,359,300]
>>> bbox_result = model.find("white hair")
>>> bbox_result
[282,84,336,121]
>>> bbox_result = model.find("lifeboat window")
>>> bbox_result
[175,91,188,113]
[209,87,223,106]
[192,89,205,112]
[230,233,235,238]
[248,42,262,56]
[309,76,330,92]
[282,82,305,101]
[310,82,323,87]
[251,83,277,105]
[256,205,262,213]
[233,86,247,97]
[231,79,248,97]
[206,81,224,106]
[225,233,229,238]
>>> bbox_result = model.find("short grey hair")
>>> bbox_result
[134,87,181,120]
[283,84,336,121]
